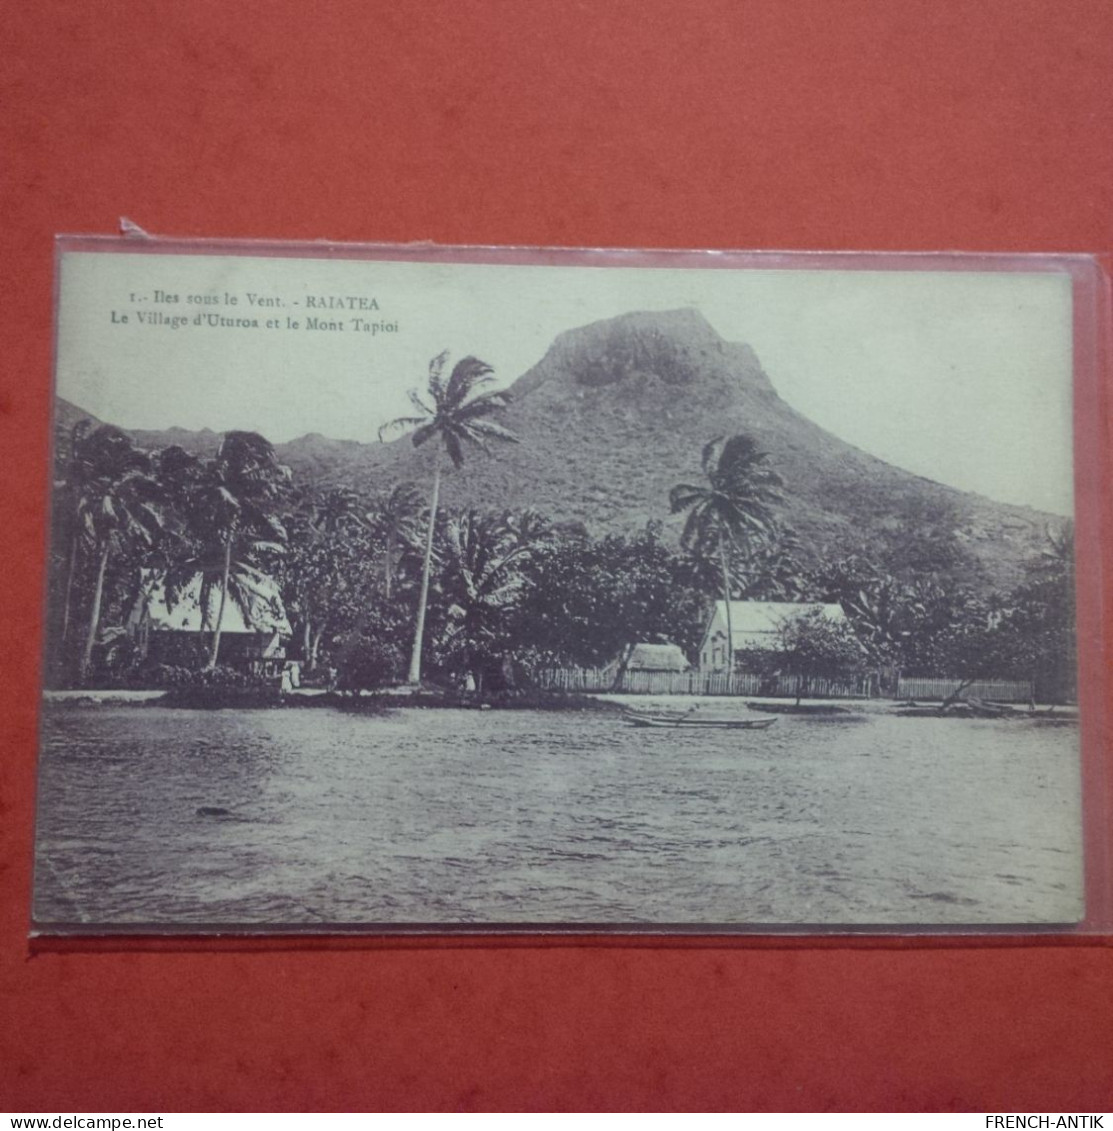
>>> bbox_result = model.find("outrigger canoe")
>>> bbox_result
[622,710,778,730]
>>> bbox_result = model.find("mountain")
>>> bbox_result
[52,398,222,459]
[55,309,1057,590]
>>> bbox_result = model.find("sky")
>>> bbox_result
[56,250,1076,516]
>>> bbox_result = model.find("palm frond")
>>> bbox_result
[452,390,513,421]
[411,422,439,449]
[378,415,427,442]
[700,436,725,477]
[459,418,520,446]
[407,387,435,417]
[678,505,713,553]
[668,484,708,514]
[444,356,495,408]
[427,350,450,403]
[718,433,762,470]
[246,540,287,557]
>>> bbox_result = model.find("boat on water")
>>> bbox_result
[745,701,851,716]
[622,709,777,730]
[964,696,1022,719]
[895,697,1069,720]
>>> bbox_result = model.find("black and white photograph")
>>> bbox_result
[34,245,1084,931]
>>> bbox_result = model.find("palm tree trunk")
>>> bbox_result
[407,461,441,686]
[80,541,111,683]
[125,573,152,660]
[207,538,233,670]
[61,534,79,643]
[383,530,395,601]
[719,537,735,687]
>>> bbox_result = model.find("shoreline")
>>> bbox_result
[39,688,1079,718]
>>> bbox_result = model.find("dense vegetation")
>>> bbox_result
[45,353,1077,703]
[85,309,1058,599]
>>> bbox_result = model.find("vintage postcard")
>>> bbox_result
[34,242,1088,932]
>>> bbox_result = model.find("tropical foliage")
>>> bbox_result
[45,400,1077,704]
[514,526,705,678]
[63,425,164,680]
[439,509,545,690]
[379,352,519,685]
[669,434,785,675]
[162,432,290,669]
[775,609,865,703]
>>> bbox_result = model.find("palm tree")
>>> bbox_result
[441,509,541,691]
[369,482,426,601]
[284,486,368,669]
[168,431,289,669]
[73,428,164,681]
[54,418,95,646]
[313,486,365,538]
[669,434,784,676]
[500,507,554,555]
[379,352,518,685]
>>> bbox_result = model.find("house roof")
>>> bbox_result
[144,571,292,636]
[625,643,690,672]
[706,600,846,650]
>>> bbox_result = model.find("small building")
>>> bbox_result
[133,570,292,670]
[698,600,847,672]
[597,642,691,685]
[623,642,691,673]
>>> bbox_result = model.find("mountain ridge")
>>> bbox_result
[54,308,1059,591]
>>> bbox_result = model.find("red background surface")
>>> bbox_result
[3,0,1113,1113]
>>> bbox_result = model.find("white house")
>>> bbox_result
[133,570,292,666]
[698,600,847,672]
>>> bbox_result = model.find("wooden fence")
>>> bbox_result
[536,668,1034,702]
[894,677,1034,703]
[535,668,870,698]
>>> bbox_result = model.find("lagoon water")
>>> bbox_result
[33,703,1084,929]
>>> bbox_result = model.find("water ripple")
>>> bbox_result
[33,705,1084,928]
